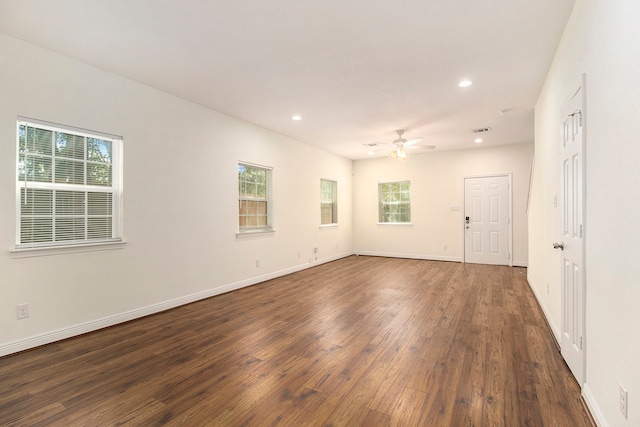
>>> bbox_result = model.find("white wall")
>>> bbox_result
[530,0,640,425]
[353,143,533,266]
[0,34,353,355]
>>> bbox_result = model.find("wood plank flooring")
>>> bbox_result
[0,256,593,426]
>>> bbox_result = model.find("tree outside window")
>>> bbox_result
[378,181,411,223]
[238,163,272,232]
[16,120,120,248]
[320,179,337,225]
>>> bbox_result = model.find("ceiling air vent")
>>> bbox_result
[472,127,492,133]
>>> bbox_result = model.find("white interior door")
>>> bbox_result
[557,82,586,385]
[464,175,511,265]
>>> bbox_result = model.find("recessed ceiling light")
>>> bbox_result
[474,138,483,143]
[458,80,473,88]
[292,115,302,121]
[367,150,374,155]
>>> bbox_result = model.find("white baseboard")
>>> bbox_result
[0,252,352,357]
[354,251,461,263]
[0,252,533,357]
[525,276,561,343]
[355,251,529,267]
[582,383,609,427]
[527,279,606,426]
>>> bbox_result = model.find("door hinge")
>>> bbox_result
[579,224,583,238]
[569,109,582,125]
[580,336,583,350]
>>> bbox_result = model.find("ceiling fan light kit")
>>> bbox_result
[390,148,407,160]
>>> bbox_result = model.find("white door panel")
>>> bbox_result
[558,82,586,386]
[464,175,511,265]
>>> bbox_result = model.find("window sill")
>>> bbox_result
[236,229,276,239]
[319,223,338,229]
[10,240,127,259]
[376,222,413,227]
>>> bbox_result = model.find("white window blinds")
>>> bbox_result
[16,118,122,248]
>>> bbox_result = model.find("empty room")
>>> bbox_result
[1,0,639,426]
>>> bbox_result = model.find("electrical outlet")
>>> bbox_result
[620,384,628,418]
[313,247,318,254]
[255,259,260,267]
[443,244,447,250]
[17,303,29,319]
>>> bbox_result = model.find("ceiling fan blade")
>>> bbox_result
[407,144,436,150]
[363,145,391,153]
[403,137,423,146]
[363,142,393,147]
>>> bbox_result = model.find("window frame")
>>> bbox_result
[320,178,338,226]
[237,162,273,235]
[378,180,411,224]
[13,117,124,255]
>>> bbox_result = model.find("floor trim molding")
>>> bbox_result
[354,251,461,263]
[1,252,351,357]
[582,383,608,427]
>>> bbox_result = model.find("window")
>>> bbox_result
[320,179,337,225]
[378,181,411,223]
[238,162,272,233]
[15,118,122,249]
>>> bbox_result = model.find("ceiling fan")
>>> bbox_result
[364,129,435,159]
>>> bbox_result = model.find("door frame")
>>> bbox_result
[461,173,513,266]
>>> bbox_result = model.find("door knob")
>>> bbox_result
[553,242,564,250]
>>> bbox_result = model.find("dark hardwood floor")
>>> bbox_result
[0,256,593,426]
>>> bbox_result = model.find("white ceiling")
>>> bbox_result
[0,0,575,159]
